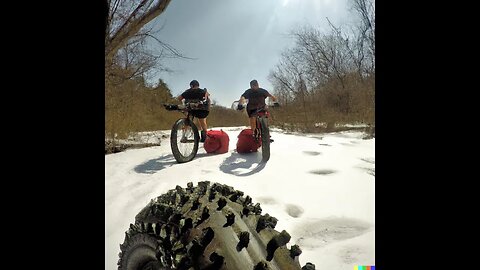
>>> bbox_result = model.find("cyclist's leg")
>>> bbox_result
[247,109,257,133]
[180,115,197,143]
[196,118,201,130]
[180,121,190,143]
[249,117,256,132]
[193,110,209,142]
[197,118,207,142]
[197,118,208,131]
[192,110,209,130]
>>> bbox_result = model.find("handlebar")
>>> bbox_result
[163,104,181,110]
[231,100,281,111]
[164,100,209,112]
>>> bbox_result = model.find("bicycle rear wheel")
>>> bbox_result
[170,118,199,163]
[258,117,270,162]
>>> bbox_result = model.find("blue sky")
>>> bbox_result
[147,0,351,107]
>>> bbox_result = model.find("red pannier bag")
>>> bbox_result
[236,128,261,153]
[204,129,229,154]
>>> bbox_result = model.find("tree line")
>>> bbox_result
[105,0,375,142]
[268,0,375,132]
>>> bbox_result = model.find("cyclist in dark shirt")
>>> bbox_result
[177,80,210,142]
[237,79,277,137]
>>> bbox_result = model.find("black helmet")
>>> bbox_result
[190,80,200,87]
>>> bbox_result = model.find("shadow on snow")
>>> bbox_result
[219,151,266,177]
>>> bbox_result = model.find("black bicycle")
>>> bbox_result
[232,101,279,162]
[163,102,206,163]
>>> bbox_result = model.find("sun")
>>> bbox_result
[282,0,297,7]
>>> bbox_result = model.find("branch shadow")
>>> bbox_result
[219,151,266,177]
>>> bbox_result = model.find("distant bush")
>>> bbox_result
[106,75,178,139]
[207,105,249,128]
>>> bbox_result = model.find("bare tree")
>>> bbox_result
[108,26,185,85]
[269,48,307,111]
[105,0,179,145]
[105,0,193,85]
[268,1,375,131]
[350,0,375,75]
[105,0,173,65]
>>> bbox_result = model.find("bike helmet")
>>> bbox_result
[190,80,200,87]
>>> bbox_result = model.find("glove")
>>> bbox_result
[237,104,245,111]
[164,104,178,110]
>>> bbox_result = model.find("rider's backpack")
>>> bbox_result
[204,129,229,154]
[236,129,261,153]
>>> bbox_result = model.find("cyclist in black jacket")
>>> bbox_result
[177,80,210,142]
[237,79,277,137]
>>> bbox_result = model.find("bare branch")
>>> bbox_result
[106,0,173,63]
[144,33,195,60]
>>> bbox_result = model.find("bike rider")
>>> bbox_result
[237,79,278,140]
[177,80,210,142]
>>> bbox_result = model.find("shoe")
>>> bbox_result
[270,138,274,143]
[200,130,207,142]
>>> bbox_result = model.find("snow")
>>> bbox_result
[105,126,375,269]
[107,130,170,145]
[313,122,371,128]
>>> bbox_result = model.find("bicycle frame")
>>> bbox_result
[254,108,271,161]
[254,108,269,133]
[256,110,269,119]
[183,111,196,124]
[231,100,273,162]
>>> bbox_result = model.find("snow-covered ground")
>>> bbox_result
[105,126,375,269]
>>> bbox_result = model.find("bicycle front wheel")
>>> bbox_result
[170,118,199,163]
[258,117,270,162]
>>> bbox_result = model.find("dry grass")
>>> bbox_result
[106,71,250,140]
[105,72,178,139]
[271,73,374,134]
[207,105,249,128]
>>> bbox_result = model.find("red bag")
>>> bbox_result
[236,129,261,153]
[204,130,229,154]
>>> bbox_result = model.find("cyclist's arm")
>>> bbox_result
[239,96,247,105]
[177,95,184,101]
[204,90,211,109]
[265,90,277,102]
[205,89,210,101]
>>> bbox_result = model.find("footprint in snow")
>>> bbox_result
[292,217,372,249]
[255,196,279,205]
[360,157,375,164]
[303,151,321,156]
[285,204,304,218]
[310,169,337,175]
